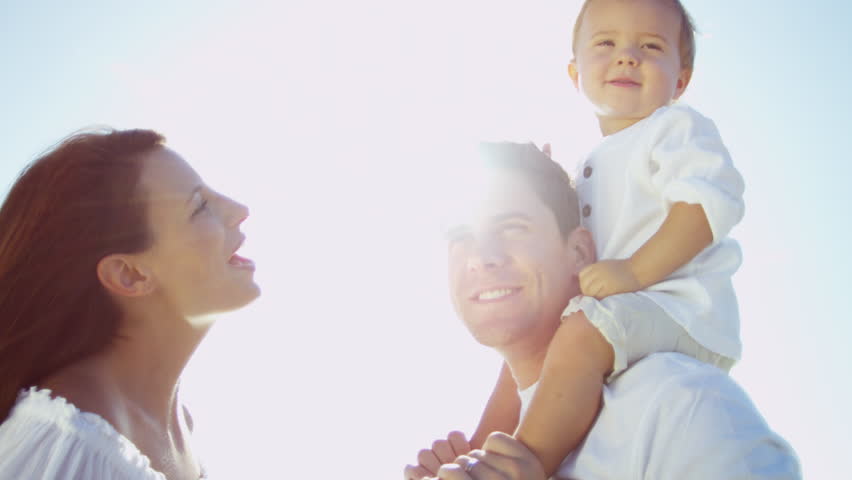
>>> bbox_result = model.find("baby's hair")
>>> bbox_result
[572,0,697,71]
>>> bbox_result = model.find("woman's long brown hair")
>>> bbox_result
[0,128,164,421]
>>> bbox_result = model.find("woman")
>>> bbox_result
[0,128,259,479]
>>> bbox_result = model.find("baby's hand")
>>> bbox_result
[579,259,641,299]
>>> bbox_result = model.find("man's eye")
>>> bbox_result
[501,224,527,234]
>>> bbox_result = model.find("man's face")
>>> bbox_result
[446,170,581,351]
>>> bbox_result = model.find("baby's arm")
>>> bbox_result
[580,202,712,298]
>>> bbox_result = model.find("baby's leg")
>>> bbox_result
[513,309,613,477]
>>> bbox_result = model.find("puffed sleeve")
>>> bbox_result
[640,370,802,479]
[648,105,745,242]
[0,406,163,480]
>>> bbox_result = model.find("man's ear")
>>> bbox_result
[566,227,596,270]
[673,67,692,99]
[568,60,580,90]
[96,254,155,298]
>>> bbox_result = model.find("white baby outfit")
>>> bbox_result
[565,103,745,376]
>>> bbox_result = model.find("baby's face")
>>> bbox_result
[569,0,691,135]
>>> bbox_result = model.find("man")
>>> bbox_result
[405,142,801,479]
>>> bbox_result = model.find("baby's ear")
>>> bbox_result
[96,254,155,298]
[674,68,693,99]
[568,60,580,90]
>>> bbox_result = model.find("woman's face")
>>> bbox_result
[136,147,260,318]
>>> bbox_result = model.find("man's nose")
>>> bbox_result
[616,47,640,66]
[466,241,508,272]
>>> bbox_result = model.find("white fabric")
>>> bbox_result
[518,353,801,480]
[566,292,733,378]
[0,387,168,480]
[572,103,745,360]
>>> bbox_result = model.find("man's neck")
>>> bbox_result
[499,327,556,390]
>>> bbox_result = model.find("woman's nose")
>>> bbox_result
[223,197,249,227]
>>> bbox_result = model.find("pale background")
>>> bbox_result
[1,1,849,478]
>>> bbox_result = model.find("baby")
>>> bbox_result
[513,0,745,474]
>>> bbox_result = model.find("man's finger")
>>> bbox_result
[481,432,518,456]
[447,431,472,457]
[417,449,442,474]
[404,463,435,480]
[433,462,468,480]
[479,432,548,478]
[433,439,457,464]
[434,454,500,480]
[467,449,523,479]
[455,454,501,479]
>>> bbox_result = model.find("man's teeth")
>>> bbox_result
[478,289,514,301]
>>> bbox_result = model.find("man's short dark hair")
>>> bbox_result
[478,142,580,238]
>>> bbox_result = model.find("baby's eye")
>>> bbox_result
[596,39,615,47]
[642,42,663,51]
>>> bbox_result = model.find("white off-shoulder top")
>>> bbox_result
[0,387,205,480]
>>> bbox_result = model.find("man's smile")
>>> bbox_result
[470,287,523,303]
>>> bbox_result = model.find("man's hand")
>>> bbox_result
[579,259,642,299]
[428,432,547,480]
[404,431,472,480]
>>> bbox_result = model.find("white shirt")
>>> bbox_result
[0,387,203,480]
[574,104,745,360]
[519,353,801,480]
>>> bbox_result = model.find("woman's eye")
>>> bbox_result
[191,200,208,218]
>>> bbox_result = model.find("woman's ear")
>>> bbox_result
[96,254,155,297]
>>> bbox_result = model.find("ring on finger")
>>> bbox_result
[464,458,479,474]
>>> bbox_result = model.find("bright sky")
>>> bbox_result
[2,1,850,478]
